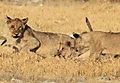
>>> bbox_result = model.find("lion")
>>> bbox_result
[6,16,77,59]
[73,17,120,60]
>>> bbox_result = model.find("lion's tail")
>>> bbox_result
[85,17,93,32]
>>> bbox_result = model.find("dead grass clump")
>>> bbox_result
[110,0,120,3]
[0,49,119,82]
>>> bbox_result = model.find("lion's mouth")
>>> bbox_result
[12,35,20,38]
[12,33,21,38]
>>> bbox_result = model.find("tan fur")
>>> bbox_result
[6,16,76,58]
[74,17,120,60]
[75,31,120,59]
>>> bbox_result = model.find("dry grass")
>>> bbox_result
[0,2,120,83]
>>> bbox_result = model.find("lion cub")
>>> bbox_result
[6,16,76,58]
[73,17,120,60]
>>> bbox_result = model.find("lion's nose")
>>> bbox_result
[11,25,14,28]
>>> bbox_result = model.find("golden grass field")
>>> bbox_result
[0,1,120,83]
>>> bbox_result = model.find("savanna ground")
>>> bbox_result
[0,0,120,83]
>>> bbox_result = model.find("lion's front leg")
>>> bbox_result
[89,47,103,62]
[19,37,41,53]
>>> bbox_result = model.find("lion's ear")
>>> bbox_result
[73,33,81,39]
[6,15,12,24]
[22,17,28,24]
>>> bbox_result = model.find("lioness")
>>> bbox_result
[6,16,76,58]
[73,17,120,60]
